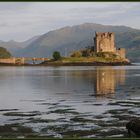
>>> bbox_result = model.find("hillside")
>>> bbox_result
[0,35,40,56]
[0,47,11,58]
[2,23,140,62]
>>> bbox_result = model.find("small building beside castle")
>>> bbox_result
[94,32,126,59]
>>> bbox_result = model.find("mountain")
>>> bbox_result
[2,23,140,61]
[0,35,40,56]
[0,40,22,55]
[14,23,140,61]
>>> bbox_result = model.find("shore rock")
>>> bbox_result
[126,118,140,136]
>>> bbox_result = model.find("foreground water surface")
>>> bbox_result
[0,64,140,138]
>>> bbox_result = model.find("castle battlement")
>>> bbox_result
[96,32,114,38]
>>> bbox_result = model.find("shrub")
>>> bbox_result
[82,50,88,57]
[96,52,106,57]
[70,51,82,57]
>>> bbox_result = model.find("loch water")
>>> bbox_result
[0,64,140,138]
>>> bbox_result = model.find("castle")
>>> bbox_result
[94,32,125,59]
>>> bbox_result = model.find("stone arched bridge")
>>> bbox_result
[0,57,49,64]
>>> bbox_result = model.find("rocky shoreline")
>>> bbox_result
[40,61,131,66]
[0,61,131,66]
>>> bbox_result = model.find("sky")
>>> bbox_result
[0,2,140,42]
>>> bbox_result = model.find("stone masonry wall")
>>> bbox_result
[116,48,126,59]
[94,32,116,53]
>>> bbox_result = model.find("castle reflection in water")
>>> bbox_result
[94,67,125,96]
[23,66,126,98]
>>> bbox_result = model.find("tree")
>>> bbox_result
[53,51,61,61]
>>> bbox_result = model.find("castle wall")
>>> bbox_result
[116,48,126,59]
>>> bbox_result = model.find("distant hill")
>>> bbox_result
[0,35,40,56]
[2,23,140,62]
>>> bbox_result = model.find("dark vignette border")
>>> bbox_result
[0,0,139,140]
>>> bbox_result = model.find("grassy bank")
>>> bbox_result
[41,56,130,66]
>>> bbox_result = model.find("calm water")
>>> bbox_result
[0,65,140,138]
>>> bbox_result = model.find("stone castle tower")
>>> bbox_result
[94,32,116,53]
[94,32,126,59]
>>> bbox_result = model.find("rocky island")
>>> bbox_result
[41,32,130,66]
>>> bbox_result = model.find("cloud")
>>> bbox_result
[0,2,139,41]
